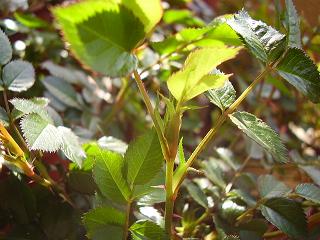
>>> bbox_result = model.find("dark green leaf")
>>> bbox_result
[285,0,301,48]
[258,175,290,198]
[229,111,288,163]
[93,149,131,204]
[206,80,236,111]
[2,60,35,92]
[276,47,320,103]
[260,197,307,238]
[295,183,320,204]
[130,220,168,240]
[124,129,163,187]
[0,29,12,65]
[227,10,285,62]
[83,206,125,240]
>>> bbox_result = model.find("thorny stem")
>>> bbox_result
[173,65,272,196]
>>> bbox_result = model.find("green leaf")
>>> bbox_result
[52,0,162,77]
[258,175,290,198]
[20,113,62,152]
[0,29,12,65]
[163,9,204,27]
[42,76,80,109]
[260,197,307,238]
[130,220,168,240]
[83,206,125,240]
[98,136,128,155]
[299,165,320,185]
[202,158,226,189]
[285,0,301,48]
[14,12,49,29]
[184,180,208,208]
[124,129,163,186]
[2,60,35,92]
[57,126,85,167]
[0,106,9,126]
[295,183,320,204]
[10,98,50,121]
[205,80,236,111]
[276,47,320,103]
[93,149,131,203]
[167,47,240,102]
[229,111,288,163]
[227,10,285,62]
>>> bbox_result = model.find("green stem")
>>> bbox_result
[173,66,272,195]
[165,160,175,237]
[133,70,170,160]
[123,201,132,240]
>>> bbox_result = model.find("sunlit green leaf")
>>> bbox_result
[93,149,131,204]
[10,98,50,121]
[206,80,236,111]
[229,111,288,163]
[227,10,285,62]
[167,47,240,102]
[130,220,168,240]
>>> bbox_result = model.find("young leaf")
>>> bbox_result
[184,180,208,208]
[205,80,236,111]
[42,76,80,109]
[258,175,290,198]
[130,220,168,240]
[227,10,285,62]
[295,183,320,204]
[57,126,85,167]
[2,60,35,92]
[229,111,288,163]
[260,198,307,238]
[93,149,131,204]
[52,0,162,77]
[285,0,301,48]
[83,206,125,240]
[0,29,12,65]
[167,47,241,102]
[20,113,62,152]
[124,129,163,187]
[276,47,320,103]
